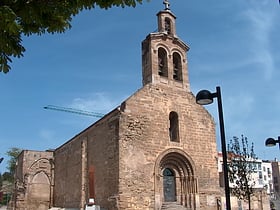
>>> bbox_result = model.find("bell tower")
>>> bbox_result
[141,0,190,91]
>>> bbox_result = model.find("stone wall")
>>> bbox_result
[86,112,120,209]
[52,81,221,210]
[117,82,221,209]
[54,136,84,208]
[13,150,54,210]
[53,110,120,210]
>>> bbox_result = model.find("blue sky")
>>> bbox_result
[0,0,279,173]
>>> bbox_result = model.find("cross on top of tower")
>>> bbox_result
[163,0,170,10]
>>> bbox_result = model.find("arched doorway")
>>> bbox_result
[26,158,53,210]
[28,171,51,210]
[154,149,198,209]
[163,168,176,202]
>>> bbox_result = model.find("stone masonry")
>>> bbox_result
[52,5,222,209]
[12,150,54,210]
[11,3,225,210]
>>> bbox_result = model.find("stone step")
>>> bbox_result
[161,202,189,210]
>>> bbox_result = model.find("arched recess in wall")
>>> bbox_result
[172,52,182,81]
[28,171,51,203]
[169,111,179,142]
[164,17,172,35]
[158,47,168,77]
[154,149,198,209]
[29,157,53,171]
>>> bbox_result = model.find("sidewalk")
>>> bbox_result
[273,199,280,209]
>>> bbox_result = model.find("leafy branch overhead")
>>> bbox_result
[0,0,146,73]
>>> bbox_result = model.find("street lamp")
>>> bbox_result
[265,136,280,149]
[196,86,231,210]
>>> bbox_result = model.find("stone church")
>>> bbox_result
[12,2,223,210]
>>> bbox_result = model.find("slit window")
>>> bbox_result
[169,112,179,142]
[158,48,168,77]
[164,18,171,35]
[173,52,182,81]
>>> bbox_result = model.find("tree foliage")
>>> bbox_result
[0,0,146,73]
[5,147,22,176]
[1,172,13,182]
[227,135,257,210]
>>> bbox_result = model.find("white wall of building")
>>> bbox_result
[217,152,274,195]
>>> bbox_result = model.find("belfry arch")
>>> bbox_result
[154,149,198,209]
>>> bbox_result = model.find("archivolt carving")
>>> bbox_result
[154,148,198,209]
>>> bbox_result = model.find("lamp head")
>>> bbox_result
[265,138,277,147]
[196,90,214,105]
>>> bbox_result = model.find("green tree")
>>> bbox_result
[6,147,22,179]
[0,172,14,205]
[227,135,257,210]
[0,0,147,73]
[0,173,2,189]
[1,172,13,183]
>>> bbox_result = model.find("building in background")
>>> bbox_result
[217,152,274,194]
[217,152,270,209]
[271,160,280,199]
[262,160,274,197]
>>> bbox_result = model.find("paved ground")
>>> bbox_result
[0,206,7,210]
[272,199,280,209]
[269,199,280,210]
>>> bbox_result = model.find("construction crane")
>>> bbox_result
[44,105,104,118]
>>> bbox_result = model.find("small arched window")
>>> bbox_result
[169,112,179,142]
[164,18,171,35]
[173,52,182,81]
[158,48,168,77]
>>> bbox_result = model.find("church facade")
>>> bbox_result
[12,3,223,210]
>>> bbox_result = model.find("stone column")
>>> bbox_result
[80,138,88,209]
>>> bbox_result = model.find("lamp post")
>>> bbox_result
[196,86,231,210]
[265,136,280,149]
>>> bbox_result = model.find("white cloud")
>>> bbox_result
[69,92,127,114]
[39,129,56,142]
[226,92,255,120]
[241,3,276,80]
